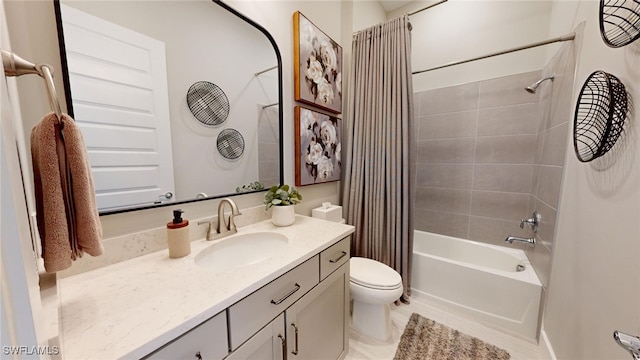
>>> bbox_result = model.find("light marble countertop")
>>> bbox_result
[57,216,354,359]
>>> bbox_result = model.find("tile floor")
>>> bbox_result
[345,294,543,360]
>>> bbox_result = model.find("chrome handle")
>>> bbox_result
[157,192,173,202]
[271,283,301,305]
[195,351,202,360]
[520,211,541,233]
[278,334,287,360]
[291,323,299,355]
[329,251,347,263]
[614,331,640,359]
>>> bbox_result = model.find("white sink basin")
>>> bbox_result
[194,232,289,272]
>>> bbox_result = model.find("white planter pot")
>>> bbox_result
[271,206,295,226]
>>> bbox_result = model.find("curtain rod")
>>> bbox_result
[408,0,448,16]
[412,32,576,75]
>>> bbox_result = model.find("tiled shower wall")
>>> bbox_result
[526,40,576,294]
[414,39,575,293]
[257,107,279,187]
[414,70,545,245]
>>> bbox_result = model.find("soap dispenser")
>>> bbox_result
[167,209,190,258]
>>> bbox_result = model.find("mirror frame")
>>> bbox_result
[53,0,284,216]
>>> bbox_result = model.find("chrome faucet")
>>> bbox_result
[520,211,541,233]
[198,198,242,241]
[505,235,536,247]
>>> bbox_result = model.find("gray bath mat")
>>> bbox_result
[393,313,510,360]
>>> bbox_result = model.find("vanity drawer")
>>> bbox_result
[144,310,227,359]
[320,236,350,280]
[227,255,319,350]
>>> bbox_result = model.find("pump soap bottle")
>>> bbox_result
[167,209,190,258]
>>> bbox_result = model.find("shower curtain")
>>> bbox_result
[342,15,415,302]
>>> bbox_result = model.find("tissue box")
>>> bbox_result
[312,205,343,223]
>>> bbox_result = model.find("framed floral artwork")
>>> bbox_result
[295,106,342,186]
[293,11,343,114]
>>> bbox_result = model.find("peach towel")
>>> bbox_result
[31,112,103,273]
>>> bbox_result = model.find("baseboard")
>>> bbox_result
[540,328,557,360]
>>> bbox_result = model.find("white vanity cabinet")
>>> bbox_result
[225,313,286,360]
[227,255,320,351]
[228,236,350,360]
[285,262,349,360]
[144,311,228,360]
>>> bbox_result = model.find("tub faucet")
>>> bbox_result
[505,235,535,247]
[198,198,242,241]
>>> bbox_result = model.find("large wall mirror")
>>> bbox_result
[54,0,283,215]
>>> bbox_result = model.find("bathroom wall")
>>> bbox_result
[3,0,344,241]
[413,71,544,246]
[390,0,554,92]
[413,25,578,337]
[542,0,640,358]
[524,36,576,301]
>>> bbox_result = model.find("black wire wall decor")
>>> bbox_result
[186,81,230,127]
[217,128,245,160]
[599,0,640,48]
[573,70,628,163]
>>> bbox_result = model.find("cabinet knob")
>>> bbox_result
[195,351,202,360]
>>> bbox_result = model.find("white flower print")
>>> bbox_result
[306,141,323,165]
[317,78,334,105]
[300,109,317,140]
[317,156,334,180]
[319,40,337,74]
[305,55,324,84]
[320,121,337,147]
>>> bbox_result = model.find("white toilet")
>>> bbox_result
[350,257,403,341]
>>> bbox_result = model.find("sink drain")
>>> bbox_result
[516,264,526,272]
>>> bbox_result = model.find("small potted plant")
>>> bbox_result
[264,184,302,226]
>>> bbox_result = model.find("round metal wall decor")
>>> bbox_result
[186,81,230,127]
[217,129,245,160]
[573,70,628,162]
[599,0,640,48]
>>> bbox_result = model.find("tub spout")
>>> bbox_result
[505,235,535,247]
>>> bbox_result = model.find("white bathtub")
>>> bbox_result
[411,230,542,340]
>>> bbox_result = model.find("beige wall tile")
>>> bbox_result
[468,216,529,246]
[478,71,541,108]
[417,138,476,163]
[415,186,472,214]
[417,164,474,189]
[473,164,534,193]
[470,190,530,220]
[540,123,569,166]
[417,110,477,140]
[475,135,537,164]
[524,241,552,289]
[535,166,563,209]
[417,82,479,115]
[415,209,470,239]
[477,103,541,136]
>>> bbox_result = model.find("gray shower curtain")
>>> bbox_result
[342,15,415,302]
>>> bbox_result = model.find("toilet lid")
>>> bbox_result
[350,257,402,290]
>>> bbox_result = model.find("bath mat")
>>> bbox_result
[393,313,510,360]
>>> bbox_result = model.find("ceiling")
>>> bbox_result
[378,0,415,12]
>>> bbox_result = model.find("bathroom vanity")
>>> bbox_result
[57,216,353,359]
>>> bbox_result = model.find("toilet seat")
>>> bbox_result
[350,257,402,290]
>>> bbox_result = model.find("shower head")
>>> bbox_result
[525,74,555,94]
